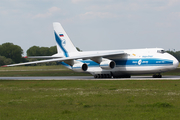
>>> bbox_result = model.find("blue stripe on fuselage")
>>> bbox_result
[114,58,173,67]
[60,58,173,68]
[81,59,173,67]
[54,31,69,57]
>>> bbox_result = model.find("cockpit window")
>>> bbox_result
[157,50,166,54]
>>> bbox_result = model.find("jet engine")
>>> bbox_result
[72,62,88,72]
[100,60,116,69]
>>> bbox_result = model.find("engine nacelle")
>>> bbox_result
[100,60,116,69]
[72,62,88,72]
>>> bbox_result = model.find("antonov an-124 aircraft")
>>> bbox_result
[3,22,179,78]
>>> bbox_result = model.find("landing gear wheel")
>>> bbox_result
[158,75,162,78]
[153,74,162,78]
[153,75,156,78]
[100,74,103,78]
[97,74,101,78]
[126,75,131,78]
[108,74,112,78]
[104,74,107,78]
[94,75,98,78]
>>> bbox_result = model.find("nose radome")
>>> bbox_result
[173,57,179,68]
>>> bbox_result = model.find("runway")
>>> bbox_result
[0,76,180,80]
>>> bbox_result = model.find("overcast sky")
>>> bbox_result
[0,0,180,55]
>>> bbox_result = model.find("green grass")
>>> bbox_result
[0,65,67,71]
[0,80,180,120]
[0,65,89,76]
[0,70,89,76]
[162,68,180,76]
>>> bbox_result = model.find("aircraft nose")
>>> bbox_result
[173,57,179,68]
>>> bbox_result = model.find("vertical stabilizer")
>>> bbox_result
[53,22,78,57]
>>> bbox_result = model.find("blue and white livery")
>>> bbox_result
[4,22,179,78]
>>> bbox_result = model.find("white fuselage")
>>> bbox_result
[61,48,179,76]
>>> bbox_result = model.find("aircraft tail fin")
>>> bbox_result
[53,22,78,57]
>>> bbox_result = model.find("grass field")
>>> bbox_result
[0,80,180,120]
[0,65,89,76]
[0,65,180,119]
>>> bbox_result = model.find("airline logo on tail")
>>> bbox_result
[53,22,79,55]
[59,33,66,46]
[54,31,69,57]
[62,39,66,46]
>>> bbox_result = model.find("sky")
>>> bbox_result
[0,0,180,55]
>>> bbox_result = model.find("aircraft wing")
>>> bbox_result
[25,53,64,59]
[2,51,125,67]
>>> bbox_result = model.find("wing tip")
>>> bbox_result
[1,65,8,67]
[23,56,28,58]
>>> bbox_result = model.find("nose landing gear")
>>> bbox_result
[152,74,162,78]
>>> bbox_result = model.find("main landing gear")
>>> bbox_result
[94,74,112,78]
[94,74,131,78]
[152,74,162,78]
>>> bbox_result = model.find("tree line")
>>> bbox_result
[166,51,180,62]
[0,42,179,66]
[0,43,57,66]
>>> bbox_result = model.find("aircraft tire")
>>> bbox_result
[94,75,98,78]
[153,74,162,78]
[126,75,131,78]
[97,74,100,78]
[94,74,112,79]
[108,74,112,78]
[158,75,162,78]
[101,74,104,78]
